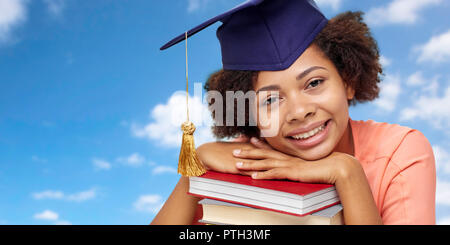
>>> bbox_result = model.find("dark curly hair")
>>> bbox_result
[204,11,382,139]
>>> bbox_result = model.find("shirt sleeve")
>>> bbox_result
[380,130,436,225]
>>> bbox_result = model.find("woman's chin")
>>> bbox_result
[288,141,335,161]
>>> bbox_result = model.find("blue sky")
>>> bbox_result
[0,0,449,225]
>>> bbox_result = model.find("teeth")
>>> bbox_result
[291,124,325,140]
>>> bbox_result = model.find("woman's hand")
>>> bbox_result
[233,137,360,185]
[196,140,259,176]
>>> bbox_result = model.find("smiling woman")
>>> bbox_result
[152,0,436,225]
[205,11,381,142]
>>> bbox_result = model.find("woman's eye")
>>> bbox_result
[307,79,324,89]
[263,96,279,105]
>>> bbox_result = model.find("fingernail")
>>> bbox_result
[236,162,243,168]
[252,173,258,179]
[233,149,241,155]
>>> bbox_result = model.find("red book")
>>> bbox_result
[189,171,340,217]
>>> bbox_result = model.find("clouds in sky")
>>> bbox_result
[92,153,175,176]
[400,85,450,131]
[0,0,68,44]
[32,188,97,202]
[33,210,71,225]
[131,91,215,148]
[187,0,211,13]
[43,0,66,17]
[379,55,392,68]
[364,1,450,134]
[415,30,450,64]
[187,0,345,13]
[434,145,450,176]
[374,73,402,113]
[0,0,27,43]
[436,179,450,206]
[33,210,59,221]
[133,194,164,214]
[152,165,177,175]
[366,0,442,26]
[316,0,343,11]
[116,153,146,167]
[92,158,112,171]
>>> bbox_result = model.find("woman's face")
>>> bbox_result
[253,45,355,161]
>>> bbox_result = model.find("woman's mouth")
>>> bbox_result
[286,119,331,149]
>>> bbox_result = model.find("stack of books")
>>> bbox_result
[189,171,343,225]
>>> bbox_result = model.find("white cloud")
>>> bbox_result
[187,0,211,13]
[131,91,215,148]
[438,216,450,225]
[316,0,342,11]
[133,194,164,214]
[366,0,441,26]
[406,71,425,86]
[116,153,145,167]
[92,158,112,171]
[379,55,392,68]
[399,85,450,130]
[415,30,450,64]
[34,210,59,221]
[405,71,439,96]
[32,188,97,202]
[436,178,450,206]
[374,73,401,112]
[152,165,177,175]
[33,210,72,225]
[433,145,450,176]
[43,0,66,17]
[66,188,97,202]
[0,0,27,43]
[32,190,64,200]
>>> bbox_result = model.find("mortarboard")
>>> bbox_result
[161,0,328,71]
[161,0,328,177]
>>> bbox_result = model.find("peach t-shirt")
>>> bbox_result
[349,118,436,224]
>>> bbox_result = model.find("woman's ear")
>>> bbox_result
[345,83,356,100]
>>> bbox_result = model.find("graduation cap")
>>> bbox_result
[160,0,328,176]
[161,0,328,71]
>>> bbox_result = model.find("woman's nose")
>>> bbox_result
[285,95,316,123]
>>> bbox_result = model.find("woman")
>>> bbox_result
[152,2,436,225]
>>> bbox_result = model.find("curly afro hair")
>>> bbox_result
[204,11,382,139]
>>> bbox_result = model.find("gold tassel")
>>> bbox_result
[178,121,206,176]
[177,32,206,177]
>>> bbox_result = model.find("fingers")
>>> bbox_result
[250,137,272,150]
[250,165,330,183]
[235,159,286,171]
[233,147,288,160]
[251,168,292,180]
[237,170,258,177]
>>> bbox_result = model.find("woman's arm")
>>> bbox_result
[331,156,383,225]
[150,176,200,225]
